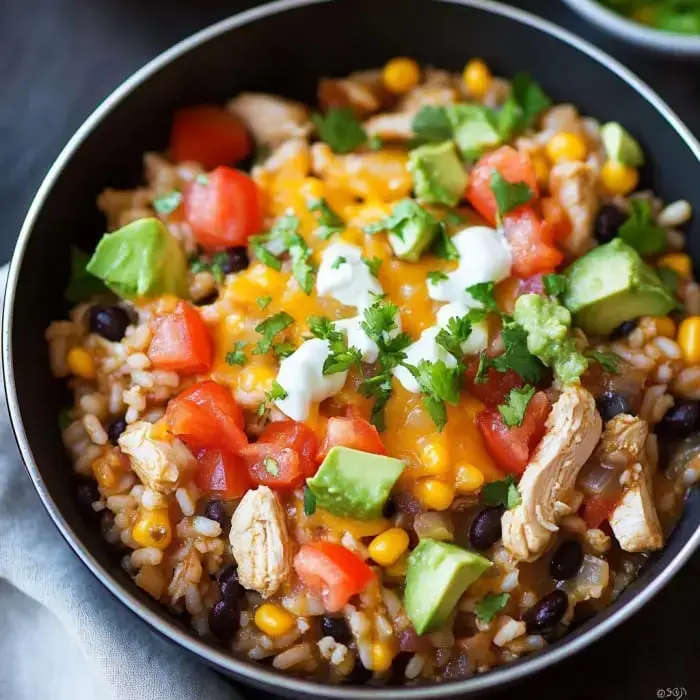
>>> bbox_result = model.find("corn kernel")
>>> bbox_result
[658,253,692,280]
[653,316,676,339]
[150,418,171,442]
[67,347,96,379]
[414,479,455,511]
[384,554,408,578]
[92,457,116,489]
[382,57,420,95]
[254,603,295,638]
[368,528,410,567]
[600,160,639,195]
[371,642,395,673]
[300,177,326,202]
[315,511,390,539]
[678,316,700,364]
[545,132,587,164]
[531,152,550,186]
[455,463,485,494]
[463,58,492,99]
[418,436,451,476]
[131,508,172,550]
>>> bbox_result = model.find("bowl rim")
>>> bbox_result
[561,0,700,55]
[4,0,700,696]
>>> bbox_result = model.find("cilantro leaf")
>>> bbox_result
[152,190,183,215]
[309,197,344,240]
[313,108,367,154]
[585,349,621,374]
[436,315,473,358]
[411,106,453,143]
[431,222,460,261]
[543,273,568,298]
[444,210,465,226]
[475,593,511,624]
[489,171,534,218]
[331,256,347,270]
[427,271,449,284]
[405,359,463,431]
[364,199,438,241]
[491,319,544,383]
[308,315,361,375]
[368,134,384,150]
[209,251,231,284]
[498,72,552,139]
[618,199,666,255]
[498,385,535,427]
[289,233,314,294]
[254,312,294,355]
[272,342,296,359]
[225,341,247,367]
[266,380,288,402]
[481,475,522,509]
[303,486,317,516]
[257,296,272,310]
[446,104,503,160]
[251,240,283,270]
[466,282,500,313]
[64,247,107,302]
[363,256,383,278]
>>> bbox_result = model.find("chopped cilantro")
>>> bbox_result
[445,210,466,226]
[266,380,288,402]
[308,315,361,375]
[585,349,621,374]
[189,251,233,284]
[313,108,367,154]
[152,190,183,215]
[543,273,568,298]
[263,456,280,477]
[499,72,552,137]
[64,247,107,302]
[303,486,317,516]
[427,270,449,284]
[364,199,437,238]
[498,385,535,427]
[431,222,460,261]
[225,341,247,367]
[481,475,522,509]
[308,198,344,240]
[253,312,294,355]
[475,592,511,624]
[368,134,384,150]
[251,240,283,270]
[404,359,463,431]
[466,281,500,313]
[435,314,473,358]
[331,256,347,270]
[363,256,383,277]
[272,342,296,359]
[489,171,534,218]
[618,199,666,255]
[411,106,453,144]
[289,235,314,294]
[257,296,272,310]
[490,319,544,384]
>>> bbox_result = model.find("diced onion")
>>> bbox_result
[576,460,621,498]
[413,512,454,541]
[561,554,609,604]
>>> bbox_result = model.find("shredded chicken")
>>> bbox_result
[227,92,312,147]
[502,386,602,562]
[118,421,195,494]
[364,112,414,142]
[549,161,599,256]
[318,77,382,118]
[229,486,292,598]
[600,415,664,553]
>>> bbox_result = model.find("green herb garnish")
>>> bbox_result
[475,593,511,623]
[225,341,247,367]
[481,475,522,509]
[498,385,535,427]
[313,108,368,154]
[253,312,294,355]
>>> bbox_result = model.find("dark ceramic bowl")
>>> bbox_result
[4,0,700,697]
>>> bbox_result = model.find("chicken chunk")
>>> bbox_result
[549,161,599,257]
[229,486,292,598]
[318,77,382,118]
[118,421,195,494]
[251,138,311,185]
[364,112,414,142]
[601,415,664,553]
[502,386,602,562]
[227,92,312,148]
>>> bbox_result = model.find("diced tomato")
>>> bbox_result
[258,420,319,478]
[476,391,551,475]
[184,166,262,250]
[148,301,212,374]
[195,448,250,499]
[170,106,251,170]
[293,542,375,612]
[464,360,524,408]
[582,494,618,529]
[465,146,539,225]
[503,208,564,278]
[541,196,572,242]
[317,417,387,462]
[165,380,247,453]
[239,443,303,489]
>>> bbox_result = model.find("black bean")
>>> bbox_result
[89,305,130,342]
[522,590,569,633]
[594,204,628,244]
[204,500,228,530]
[610,319,638,341]
[106,416,127,445]
[656,401,700,439]
[321,615,351,644]
[549,540,583,581]
[217,565,241,601]
[469,507,503,551]
[208,599,240,642]
[194,291,219,306]
[596,392,632,423]
[76,479,100,512]
[346,659,373,685]
[383,495,398,519]
[220,247,249,274]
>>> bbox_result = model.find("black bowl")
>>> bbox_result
[4,0,700,697]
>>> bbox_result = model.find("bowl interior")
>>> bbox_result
[5,0,700,696]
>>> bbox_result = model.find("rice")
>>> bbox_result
[131,547,164,568]
[656,199,692,228]
[193,516,222,538]
[175,487,196,516]
[82,414,108,445]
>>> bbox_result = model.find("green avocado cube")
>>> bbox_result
[600,122,645,168]
[383,199,441,262]
[408,141,468,207]
[404,539,491,635]
[445,104,502,160]
[306,446,405,520]
[86,217,189,300]
[563,238,675,336]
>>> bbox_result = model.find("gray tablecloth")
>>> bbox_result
[0,266,239,700]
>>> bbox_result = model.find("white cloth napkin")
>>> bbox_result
[0,265,242,700]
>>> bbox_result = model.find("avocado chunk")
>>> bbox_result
[563,238,675,336]
[306,446,405,520]
[600,122,645,168]
[404,539,491,635]
[86,217,189,300]
[513,294,588,384]
[445,104,502,160]
[407,141,468,207]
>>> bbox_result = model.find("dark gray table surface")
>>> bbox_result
[3,0,698,697]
